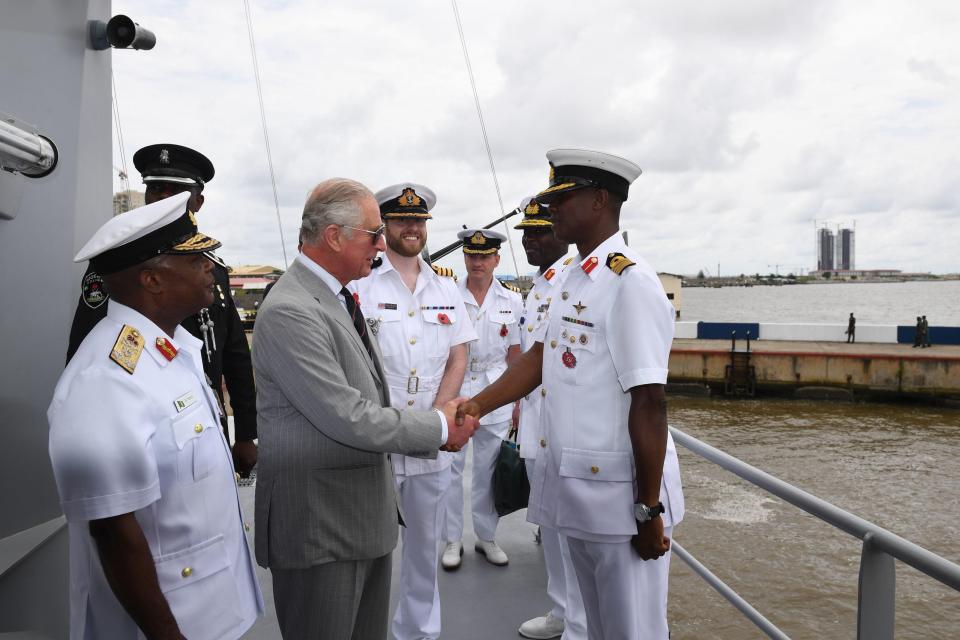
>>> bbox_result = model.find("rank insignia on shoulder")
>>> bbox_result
[431,264,455,278]
[109,325,144,374]
[500,281,521,293]
[606,252,635,275]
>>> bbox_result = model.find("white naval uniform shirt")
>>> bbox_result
[352,254,476,476]
[526,232,685,543]
[458,278,523,429]
[48,302,263,640]
[517,254,572,459]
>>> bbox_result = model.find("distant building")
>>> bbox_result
[817,228,835,271]
[658,272,683,318]
[836,227,855,270]
[112,189,144,216]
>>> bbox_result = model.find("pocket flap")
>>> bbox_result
[559,448,633,482]
[154,534,230,593]
[490,310,517,325]
[422,310,457,325]
[375,307,401,322]
[170,410,215,450]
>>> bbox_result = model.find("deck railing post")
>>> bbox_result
[857,531,895,640]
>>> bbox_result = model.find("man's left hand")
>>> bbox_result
[630,516,670,560]
[232,440,258,477]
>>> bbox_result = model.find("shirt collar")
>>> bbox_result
[536,252,573,288]
[297,252,345,298]
[106,301,202,368]
[458,276,507,309]
[572,232,627,281]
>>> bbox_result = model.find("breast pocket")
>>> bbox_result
[555,325,597,385]
[171,408,223,483]
[422,310,458,359]
[370,308,401,356]
[556,448,637,536]
[154,535,244,639]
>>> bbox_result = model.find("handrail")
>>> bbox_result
[668,425,960,639]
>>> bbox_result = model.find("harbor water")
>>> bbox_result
[681,280,960,326]
[667,394,960,638]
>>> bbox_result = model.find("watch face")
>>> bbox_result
[634,503,650,522]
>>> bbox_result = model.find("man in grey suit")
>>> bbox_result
[252,178,478,639]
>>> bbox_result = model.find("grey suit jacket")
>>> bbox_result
[252,259,442,569]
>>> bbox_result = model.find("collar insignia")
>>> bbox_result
[155,337,178,361]
[582,256,599,274]
[544,268,555,281]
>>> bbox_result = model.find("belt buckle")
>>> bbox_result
[407,376,420,394]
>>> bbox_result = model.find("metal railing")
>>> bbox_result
[669,426,960,640]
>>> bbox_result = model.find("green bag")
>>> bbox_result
[493,437,530,516]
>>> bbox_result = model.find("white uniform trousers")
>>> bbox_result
[445,423,509,542]
[392,467,452,640]
[525,459,588,640]
[566,529,673,640]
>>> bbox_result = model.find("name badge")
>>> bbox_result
[174,391,198,413]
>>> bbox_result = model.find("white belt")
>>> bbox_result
[469,359,503,373]
[385,372,442,394]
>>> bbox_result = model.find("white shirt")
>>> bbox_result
[517,253,572,459]
[48,302,263,640]
[458,277,523,427]
[526,232,685,542]
[351,253,477,475]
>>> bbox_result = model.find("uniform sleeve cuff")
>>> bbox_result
[618,368,668,392]
[435,409,449,445]
[60,481,161,523]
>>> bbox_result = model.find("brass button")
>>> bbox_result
[590,466,599,474]
[540,388,547,397]
[408,310,415,317]
[527,326,534,332]
[181,567,193,578]
[550,340,557,349]
[561,292,569,300]
[410,368,417,375]
[409,338,417,345]
[535,293,541,300]
[407,400,415,406]
[539,438,546,447]
[193,423,203,433]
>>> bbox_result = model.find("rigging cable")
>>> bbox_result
[111,72,130,194]
[242,0,289,268]
[450,0,521,278]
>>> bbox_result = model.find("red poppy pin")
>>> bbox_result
[352,292,361,307]
[500,324,509,337]
[437,313,451,325]
[561,349,577,369]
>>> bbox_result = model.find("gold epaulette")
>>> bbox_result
[606,252,635,276]
[431,264,455,278]
[109,325,145,374]
[500,280,522,293]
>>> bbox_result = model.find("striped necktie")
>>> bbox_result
[340,287,374,359]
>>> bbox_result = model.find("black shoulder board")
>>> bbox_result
[606,252,635,275]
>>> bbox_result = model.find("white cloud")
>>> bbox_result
[112,0,960,276]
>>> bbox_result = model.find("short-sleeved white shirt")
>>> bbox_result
[48,302,263,640]
[526,232,685,543]
[352,254,476,475]
[517,254,572,459]
[457,277,523,429]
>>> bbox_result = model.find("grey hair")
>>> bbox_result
[300,178,375,245]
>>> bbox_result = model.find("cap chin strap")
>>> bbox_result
[202,251,227,268]
[142,175,202,186]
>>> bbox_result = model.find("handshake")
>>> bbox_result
[438,397,482,452]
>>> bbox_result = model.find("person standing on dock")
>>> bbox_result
[442,228,523,571]
[456,149,685,640]
[64,144,259,478]
[846,313,856,343]
[511,196,587,640]
[913,316,924,348]
[351,182,476,640]
[922,315,932,348]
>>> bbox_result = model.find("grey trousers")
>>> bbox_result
[271,552,393,640]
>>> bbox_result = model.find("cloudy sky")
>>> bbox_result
[111,0,960,277]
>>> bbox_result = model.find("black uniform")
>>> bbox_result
[66,143,257,443]
[65,262,258,442]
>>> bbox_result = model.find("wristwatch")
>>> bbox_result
[634,501,665,523]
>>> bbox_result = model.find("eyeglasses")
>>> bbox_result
[341,223,386,245]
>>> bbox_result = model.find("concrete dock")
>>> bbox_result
[669,339,960,400]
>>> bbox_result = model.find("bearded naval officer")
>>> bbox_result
[48,192,263,639]
[65,143,258,476]
[455,149,685,639]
